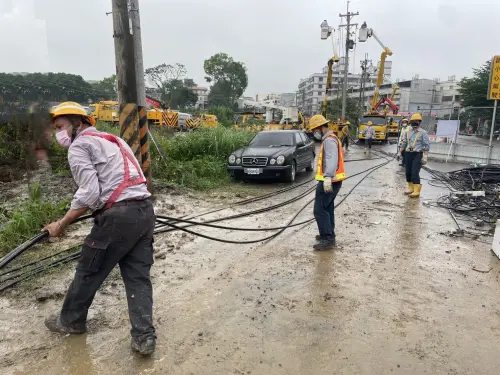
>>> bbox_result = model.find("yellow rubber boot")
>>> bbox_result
[404,182,414,195]
[409,184,422,198]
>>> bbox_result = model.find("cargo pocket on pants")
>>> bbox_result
[78,238,110,273]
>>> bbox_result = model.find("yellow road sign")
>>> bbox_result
[488,55,500,100]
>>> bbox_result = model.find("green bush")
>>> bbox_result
[0,184,69,257]
[206,106,234,128]
[150,127,254,189]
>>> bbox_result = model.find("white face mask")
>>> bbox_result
[56,127,72,149]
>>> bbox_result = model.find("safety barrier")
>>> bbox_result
[163,111,178,127]
[185,118,201,129]
[429,142,500,164]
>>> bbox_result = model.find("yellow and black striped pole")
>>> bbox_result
[138,106,152,191]
[119,103,141,162]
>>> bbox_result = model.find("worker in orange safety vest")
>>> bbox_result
[309,114,346,251]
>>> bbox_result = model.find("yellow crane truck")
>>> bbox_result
[357,22,392,143]
[89,101,119,124]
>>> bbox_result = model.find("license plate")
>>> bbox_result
[244,168,262,175]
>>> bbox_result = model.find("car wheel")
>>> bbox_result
[306,153,315,172]
[285,161,296,183]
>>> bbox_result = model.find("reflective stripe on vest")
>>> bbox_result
[83,132,146,210]
[405,128,422,151]
[315,134,346,182]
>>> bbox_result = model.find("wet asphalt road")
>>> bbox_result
[1,143,500,375]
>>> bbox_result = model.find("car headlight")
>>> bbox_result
[270,158,276,165]
[277,155,285,165]
[236,158,241,164]
[228,155,236,164]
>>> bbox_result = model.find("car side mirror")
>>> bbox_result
[297,142,305,147]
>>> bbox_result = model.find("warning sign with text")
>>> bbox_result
[488,55,500,100]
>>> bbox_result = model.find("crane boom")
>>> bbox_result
[319,27,339,118]
[358,22,393,114]
[321,58,336,117]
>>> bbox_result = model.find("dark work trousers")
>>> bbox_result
[366,138,373,149]
[314,181,342,242]
[405,152,423,184]
[342,136,349,150]
[401,150,406,166]
[60,200,156,342]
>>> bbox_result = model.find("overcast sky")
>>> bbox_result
[0,0,497,96]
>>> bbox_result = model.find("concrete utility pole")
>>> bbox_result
[359,54,370,116]
[339,1,359,121]
[129,0,151,191]
[129,0,146,107]
[112,0,151,191]
[112,0,137,104]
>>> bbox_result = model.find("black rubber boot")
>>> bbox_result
[131,336,156,356]
[44,314,86,334]
[313,240,336,251]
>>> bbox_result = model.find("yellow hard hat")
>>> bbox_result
[345,121,351,125]
[309,114,329,130]
[367,121,373,126]
[51,101,96,126]
[410,113,423,122]
[401,118,408,122]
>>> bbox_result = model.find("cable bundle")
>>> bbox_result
[423,165,500,224]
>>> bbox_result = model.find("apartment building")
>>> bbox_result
[297,58,392,115]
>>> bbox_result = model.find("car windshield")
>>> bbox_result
[249,133,294,147]
[362,116,386,125]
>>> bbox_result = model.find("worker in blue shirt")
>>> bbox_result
[400,113,430,198]
[362,121,375,153]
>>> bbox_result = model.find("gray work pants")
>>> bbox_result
[60,200,156,342]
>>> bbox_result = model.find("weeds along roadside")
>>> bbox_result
[0,122,256,257]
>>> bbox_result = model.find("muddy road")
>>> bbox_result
[1,146,499,375]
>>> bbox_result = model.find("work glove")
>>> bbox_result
[396,155,400,161]
[323,179,333,193]
[422,152,428,165]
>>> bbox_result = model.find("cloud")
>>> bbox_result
[0,0,498,96]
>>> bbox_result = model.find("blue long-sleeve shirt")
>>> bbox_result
[362,126,375,139]
[401,127,430,152]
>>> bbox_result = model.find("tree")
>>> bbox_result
[325,97,361,124]
[183,78,196,88]
[145,63,196,108]
[90,75,116,100]
[207,80,232,107]
[458,61,491,108]
[204,53,248,106]
[163,79,198,109]
[458,61,498,133]
[0,72,105,104]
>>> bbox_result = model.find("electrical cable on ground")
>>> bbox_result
[155,158,392,243]
[0,153,393,290]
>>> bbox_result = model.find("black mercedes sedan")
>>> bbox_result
[227,130,315,182]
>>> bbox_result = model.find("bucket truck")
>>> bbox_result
[305,21,345,139]
[357,22,392,143]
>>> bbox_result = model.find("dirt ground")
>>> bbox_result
[1,147,500,375]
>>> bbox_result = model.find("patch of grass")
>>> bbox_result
[0,184,69,257]
[150,127,255,189]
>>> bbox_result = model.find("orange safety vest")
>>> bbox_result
[315,133,346,182]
